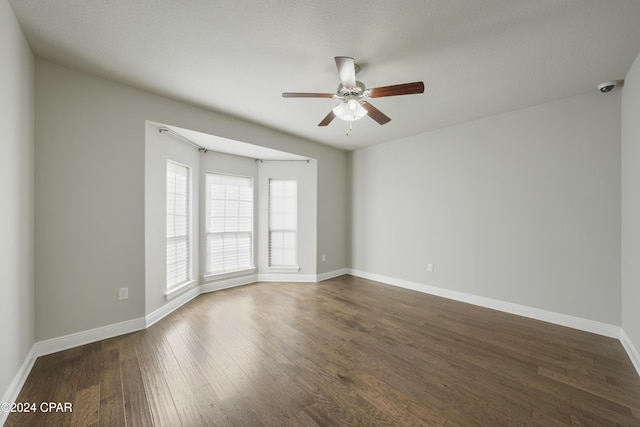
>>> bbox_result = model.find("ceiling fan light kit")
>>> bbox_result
[282,56,425,133]
[333,98,368,121]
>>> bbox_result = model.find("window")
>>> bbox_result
[269,179,298,267]
[166,161,190,289]
[206,173,254,275]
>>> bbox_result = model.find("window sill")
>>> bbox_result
[165,280,197,301]
[266,267,300,274]
[204,268,256,282]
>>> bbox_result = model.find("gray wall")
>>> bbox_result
[0,0,35,401]
[622,51,640,353]
[35,60,348,340]
[350,90,621,324]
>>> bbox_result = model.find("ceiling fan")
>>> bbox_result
[282,56,424,129]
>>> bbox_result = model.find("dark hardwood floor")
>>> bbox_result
[6,275,640,426]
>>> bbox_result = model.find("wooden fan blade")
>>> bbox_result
[335,56,356,90]
[318,110,336,126]
[282,92,335,98]
[369,81,424,98]
[361,102,391,125]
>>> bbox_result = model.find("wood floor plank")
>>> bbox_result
[6,275,640,426]
[134,329,183,426]
[117,334,154,427]
[97,348,125,427]
[22,345,91,427]
[70,384,99,427]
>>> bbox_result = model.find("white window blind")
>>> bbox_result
[166,161,190,289]
[206,173,253,274]
[269,179,298,267]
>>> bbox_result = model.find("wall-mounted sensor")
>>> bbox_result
[598,81,618,93]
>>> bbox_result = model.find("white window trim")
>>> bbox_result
[205,172,255,275]
[166,160,192,291]
[266,267,300,274]
[204,267,256,283]
[268,178,299,268]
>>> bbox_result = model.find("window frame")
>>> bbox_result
[166,160,192,291]
[268,178,299,269]
[205,172,255,278]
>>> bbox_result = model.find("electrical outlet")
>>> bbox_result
[118,287,129,300]
[322,254,326,262]
[427,264,434,272]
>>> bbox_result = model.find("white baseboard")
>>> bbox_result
[316,268,350,282]
[0,345,37,426]
[31,271,339,359]
[34,316,147,357]
[16,266,636,412]
[0,270,351,415]
[350,269,640,377]
[620,329,640,377]
[257,273,317,282]
[146,286,200,328]
[348,269,621,339]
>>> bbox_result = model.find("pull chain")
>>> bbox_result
[346,122,353,136]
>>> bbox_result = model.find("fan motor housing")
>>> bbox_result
[337,80,367,96]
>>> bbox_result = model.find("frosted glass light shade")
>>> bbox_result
[332,99,368,121]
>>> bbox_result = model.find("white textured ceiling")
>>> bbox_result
[9,0,640,151]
